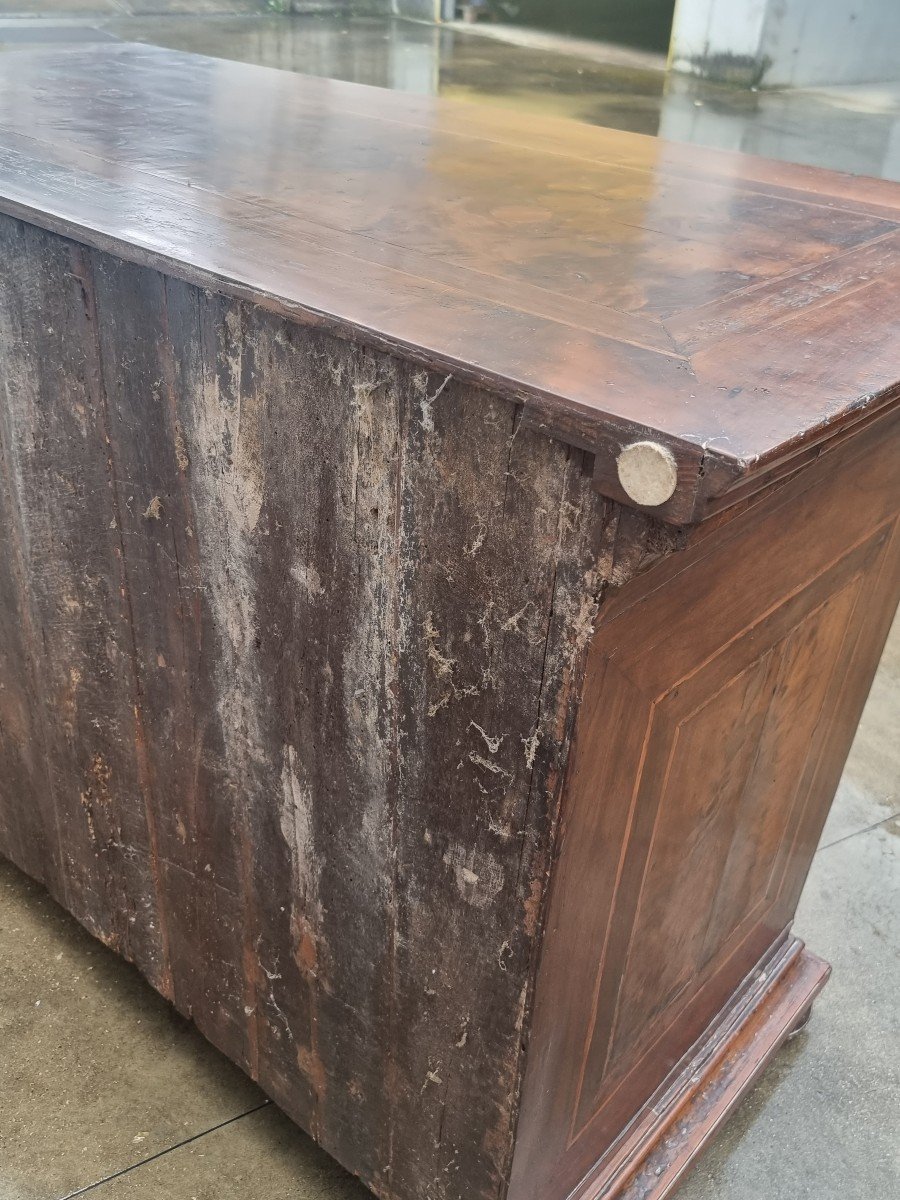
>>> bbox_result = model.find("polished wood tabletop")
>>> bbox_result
[1,43,899,520]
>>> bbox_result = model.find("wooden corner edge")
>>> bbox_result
[570,936,831,1200]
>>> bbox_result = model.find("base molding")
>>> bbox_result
[571,936,831,1200]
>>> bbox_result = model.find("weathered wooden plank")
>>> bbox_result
[153,289,618,1199]
[84,250,250,1068]
[0,212,679,1200]
[0,218,168,988]
[0,316,58,890]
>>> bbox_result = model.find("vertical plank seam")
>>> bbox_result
[502,450,607,1200]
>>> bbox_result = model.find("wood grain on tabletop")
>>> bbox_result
[0,44,899,520]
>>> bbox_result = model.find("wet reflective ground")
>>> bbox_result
[2,11,900,180]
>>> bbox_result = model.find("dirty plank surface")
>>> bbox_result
[1,45,900,520]
[0,213,677,1200]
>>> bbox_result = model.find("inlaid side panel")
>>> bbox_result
[510,409,900,1200]
[575,560,868,1131]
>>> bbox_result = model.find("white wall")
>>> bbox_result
[671,0,900,87]
[761,0,900,87]
[392,0,440,21]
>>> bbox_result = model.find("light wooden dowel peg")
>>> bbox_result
[616,440,679,507]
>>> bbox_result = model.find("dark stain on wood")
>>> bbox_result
[0,214,682,1200]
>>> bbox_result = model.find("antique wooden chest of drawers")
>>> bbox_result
[0,44,898,1200]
